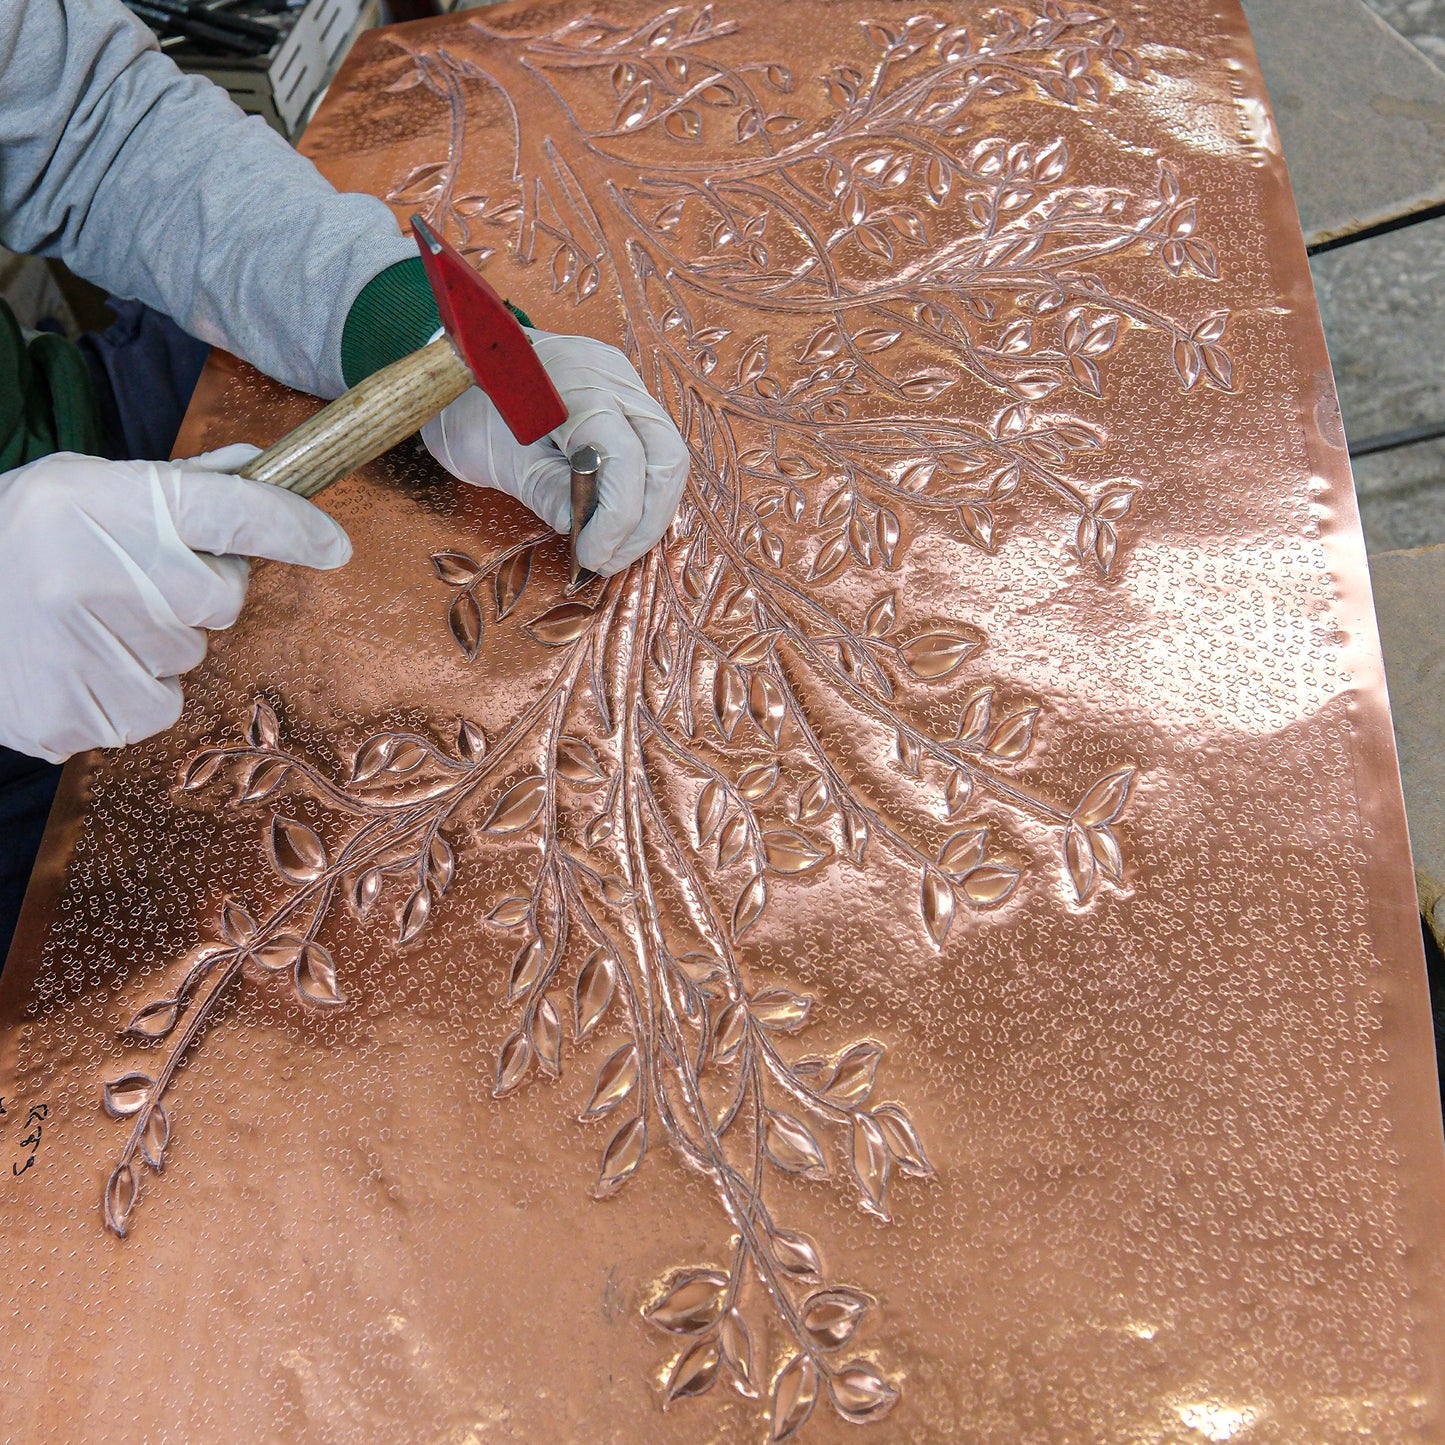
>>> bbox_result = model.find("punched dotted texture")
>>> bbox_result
[2,2,1443,1441]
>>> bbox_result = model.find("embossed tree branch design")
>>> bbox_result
[100,6,1216,1440]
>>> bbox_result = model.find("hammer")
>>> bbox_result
[238,215,600,590]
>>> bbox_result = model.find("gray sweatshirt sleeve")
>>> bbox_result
[0,0,413,398]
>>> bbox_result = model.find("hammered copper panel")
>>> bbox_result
[2,3,1443,1440]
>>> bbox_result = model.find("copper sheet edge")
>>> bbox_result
[3,2,1444,1440]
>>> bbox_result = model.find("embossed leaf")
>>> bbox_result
[650,629,674,679]
[574,950,616,1040]
[809,532,850,581]
[844,811,869,862]
[351,734,395,782]
[864,593,897,638]
[921,867,955,946]
[851,1112,891,1216]
[431,551,480,585]
[738,761,779,800]
[945,769,974,818]
[526,601,594,646]
[448,592,484,660]
[899,371,954,400]
[962,864,1020,906]
[829,1361,899,1423]
[586,814,615,849]
[714,664,746,738]
[798,776,829,821]
[140,1102,169,1172]
[730,631,774,666]
[731,872,767,938]
[770,1354,819,1441]
[750,986,813,1032]
[717,815,748,868]
[399,885,432,944]
[105,1161,137,1237]
[1064,819,1096,899]
[738,336,769,386]
[493,548,532,618]
[1090,823,1124,883]
[221,900,257,947]
[664,107,702,141]
[249,698,280,748]
[252,932,304,972]
[296,943,343,1007]
[428,836,455,893]
[181,750,224,791]
[720,1308,759,1397]
[488,895,530,926]
[240,759,289,802]
[801,1287,870,1350]
[958,500,996,551]
[900,632,976,679]
[895,730,921,776]
[696,779,726,845]
[581,1043,638,1120]
[123,997,182,1040]
[933,822,987,875]
[385,740,428,775]
[799,324,843,363]
[763,830,826,874]
[593,1115,646,1198]
[269,815,327,884]
[853,328,900,352]
[873,1102,933,1176]
[763,1110,828,1179]
[351,867,383,918]
[712,999,748,1064]
[482,775,546,833]
[647,1270,729,1334]
[770,1228,822,1282]
[508,939,544,1000]
[531,996,562,1076]
[102,1071,155,1118]
[457,718,486,762]
[494,1029,533,1097]
[616,83,652,130]
[988,708,1038,759]
[557,735,605,786]
[664,1337,720,1405]
[751,676,786,745]
[826,1042,884,1105]
[1075,767,1134,825]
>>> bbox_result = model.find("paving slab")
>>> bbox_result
[1243,0,1445,246]
[1371,540,1445,944]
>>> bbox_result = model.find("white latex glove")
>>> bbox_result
[421,329,689,576]
[0,446,351,763]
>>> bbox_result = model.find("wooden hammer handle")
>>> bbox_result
[240,335,473,498]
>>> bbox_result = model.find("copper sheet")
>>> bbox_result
[3,3,1444,1439]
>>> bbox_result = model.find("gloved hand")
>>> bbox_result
[0,446,351,763]
[421,329,689,576]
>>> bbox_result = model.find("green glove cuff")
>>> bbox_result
[340,256,534,390]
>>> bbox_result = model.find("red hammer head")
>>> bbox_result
[411,214,568,446]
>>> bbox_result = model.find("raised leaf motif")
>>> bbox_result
[399,886,432,944]
[449,592,484,661]
[296,942,344,1007]
[494,1029,533,1097]
[829,1361,899,1423]
[763,1110,828,1179]
[494,549,532,618]
[482,776,546,833]
[664,1337,720,1404]
[763,830,826,874]
[646,1270,729,1333]
[102,1072,155,1119]
[532,996,562,1075]
[900,632,976,679]
[750,987,812,1032]
[801,1287,870,1350]
[720,1308,759,1397]
[825,1042,883,1105]
[921,867,955,946]
[526,602,595,646]
[432,551,480,585]
[593,1115,647,1198]
[574,950,617,1039]
[581,1043,638,1119]
[269,816,327,884]
[851,1112,891,1215]
[771,1354,819,1441]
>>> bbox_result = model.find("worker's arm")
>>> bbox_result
[0,0,411,398]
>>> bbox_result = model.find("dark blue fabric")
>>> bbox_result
[1,299,207,967]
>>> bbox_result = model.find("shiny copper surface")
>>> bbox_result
[3,3,1444,1440]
